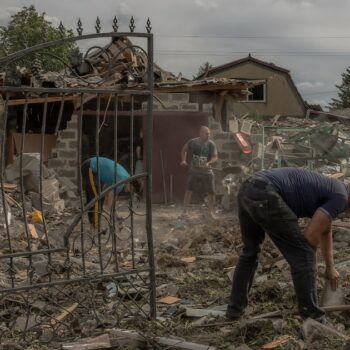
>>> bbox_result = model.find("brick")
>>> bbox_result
[58,150,76,159]
[60,130,77,140]
[68,160,78,167]
[171,93,189,102]
[180,103,199,111]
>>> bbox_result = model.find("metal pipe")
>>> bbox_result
[39,94,53,282]
[146,33,157,319]
[77,93,86,275]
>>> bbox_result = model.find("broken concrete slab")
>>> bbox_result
[62,333,111,349]
[197,254,227,262]
[109,328,217,350]
[185,307,226,318]
[301,318,349,344]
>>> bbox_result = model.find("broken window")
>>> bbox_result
[246,81,266,102]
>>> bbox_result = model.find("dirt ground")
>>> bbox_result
[127,203,350,350]
[2,200,350,349]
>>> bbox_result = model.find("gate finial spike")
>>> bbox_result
[129,16,135,32]
[59,21,65,38]
[77,18,83,36]
[95,16,101,33]
[146,18,152,33]
[113,16,119,32]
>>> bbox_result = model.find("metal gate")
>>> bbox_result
[0,17,155,344]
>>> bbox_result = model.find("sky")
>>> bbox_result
[1,0,350,109]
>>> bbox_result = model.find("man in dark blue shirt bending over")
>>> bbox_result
[227,167,350,323]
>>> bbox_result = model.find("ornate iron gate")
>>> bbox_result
[0,17,156,344]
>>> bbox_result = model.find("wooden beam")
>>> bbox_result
[6,95,79,107]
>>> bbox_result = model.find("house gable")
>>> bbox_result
[206,58,306,118]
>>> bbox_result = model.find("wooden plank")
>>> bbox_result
[158,296,181,305]
[51,303,78,326]
[7,95,79,107]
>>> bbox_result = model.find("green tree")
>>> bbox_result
[0,5,76,72]
[193,61,213,79]
[329,66,350,110]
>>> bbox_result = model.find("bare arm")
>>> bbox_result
[180,142,189,166]
[304,209,339,289]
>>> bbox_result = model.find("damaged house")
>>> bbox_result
[199,54,306,123]
[1,36,259,203]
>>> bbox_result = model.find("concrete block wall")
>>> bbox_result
[48,114,79,183]
[142,93,199,112]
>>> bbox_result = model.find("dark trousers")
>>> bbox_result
[228,176,325,321]
[81,161,105,228]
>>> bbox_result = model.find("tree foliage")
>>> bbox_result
[193,61,213,79]
[0,5,77,72]
[329,66,350,110]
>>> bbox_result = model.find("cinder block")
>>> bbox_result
[60,130,77,140]
[180,103,199,111]
[155,93,170,102]
[218,152,229,160]
[57,141,67,150]
[202,103,213,113]
[69,141,78,149]
[58,150,76,159]
[250,134,263,144]
[68,160,78,167]
[164,104,180,111]
[212,133,232,141]
[222,142,240,151]
[171,93,189,102]
[48,158,66,168]
[58,169,77,179]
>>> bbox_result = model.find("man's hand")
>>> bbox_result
[180,160,188,167]
[204,162,212,168]
[325,266,340,290]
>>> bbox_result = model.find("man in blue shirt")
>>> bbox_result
[227,167,350,323]
[82,157,130,231]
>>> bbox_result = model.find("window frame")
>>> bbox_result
[245,80,267,103]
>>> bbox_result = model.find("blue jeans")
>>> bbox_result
[227,176,325,320]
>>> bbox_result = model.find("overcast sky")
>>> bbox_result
[1,0,350,108]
